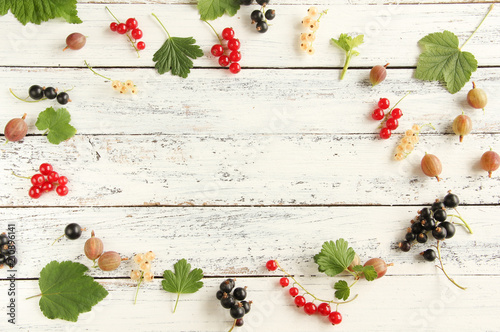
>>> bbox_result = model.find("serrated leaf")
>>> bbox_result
[315,239,356,277]
[162,259,204,313]
[0,0,82,25]
[352,265,364,272]
[197,0,240,21]
[35,107,76,144]
[362,265,378,281]
[331,33,364,80]
[334,280,350,301]
[415,30,477,94]
[33,261,108,322]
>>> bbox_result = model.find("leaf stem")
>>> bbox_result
[448,213,473,234]
[274,260,358,305]
[84,61,113,81]
[51,234,65,246]
[173,292,180,313]
[105,6,140,57]
[460,4,494,50]
[436,241,466,290]
[203,20,222,45]
[26,294,42,300]
[152,13,171,39]
[134,272,144,305]
[340,55,351,80]
[9,88,45,103]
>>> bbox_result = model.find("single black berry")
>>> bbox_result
[230,303,246,319]
[64,223,82,240]
[233,287,247,301]
[216,290,224,300]
[405,232,416,242]
[220,279,235,293]
[443,192,459,208]
[419,207,432,220]
[221,294,236,309]
[432,227,447,240]
[241,300,251,314]
[1,245,10,256]
[431,200,445,212]
[411,221,424,234]
[6,256,17,268]
[399,241,411,252]
[440,222,456,239]
[56,92,70,105]
[421,218,436,231]
[235,318,244,327]
[256,21,268,33]
[44,87,58,99]
[29,85,44,100]
[417,233,428,244]
[0,234,9,246]
[265,9,275,20]
[433,209,447,222]
[421,249,437,262]
[251,10,263,23]
[256,0,269,5]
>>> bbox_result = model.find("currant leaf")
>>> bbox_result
[333,280,350,301]
[0,0,82,25]
[35,107,76,145]
[197,0,240,21]
[162,259,204,313]
[314,239,356,277]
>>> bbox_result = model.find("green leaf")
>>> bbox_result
[197,0,240,21]
[153,37,203,78]
[331,33,364,80]
[0,0,82,25]
[35,107,76,144]
[415,30,477,94]
[162,259,204,313]
[362,265,378,281]
[32,261,108,322]
[334,280,350,301]
[315,239,356,277]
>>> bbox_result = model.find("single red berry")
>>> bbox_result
[266,260,278,271]
[39,163,53,175]
[117,23,128,34]
[328,311,342,325]
[136,41,146,50]
[227,38,241,51]
[31,174,45,186]
[56,185,69,196]
[294,295,306,307]
[219,55,230,67]
[58,176,69,186]
[386,117,399,130]
[110,22,118,32]
[378,98,390,110]
[318,303,331,316]
[371,108,384,121]
[47,171,59,183]
[211,44,224,57]
[279,277,289,287]
[131,28,143,40]
[229,51,242,63]
[41,181,54,192]
[229,62,241,74]
[289,287,299,297]
[222,27,235,40]
[29,186,42,199]
[126,18,138,30]
[391,108,403,119]
[380,127,391,139]
[304,302,317,315]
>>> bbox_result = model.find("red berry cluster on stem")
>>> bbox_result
[371,92,410,139]
[16,163,69,199]
[207,23,242,74]
[107,7,146,55]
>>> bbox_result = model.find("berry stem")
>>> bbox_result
[11,171,31,180]
[105,6,140,57]
[317,9,328,23]
[435,240,466,290]
[460,4,494,51]
[84,60,113,81]
[134,272,144,305]
[203,20,222,44]
[448,212,473,234]
[152,13,171,39]
[274,260,359,304]
[9,88,45,103]
[172,292,180,313]
[227,319,237,332]
[51,234,65,246]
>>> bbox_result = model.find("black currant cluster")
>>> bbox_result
[29,85,71,105]
[216,279,252,328]
[399,191,461,261]
[0,232,17,269]
[241,0,275,33]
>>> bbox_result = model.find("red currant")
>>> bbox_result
[117,23,128,34]
[380,127,391,139]
[39,163,53,175]
[294,295,306,307]
[229,51,242,63]
[136,41,146,50]
[29,186,42,199]
[328,311,342,325]
[318,303,331,316]
[110,22,118,32]
[266,260,277,271]
[58,176,69,186]
[131,28,143,40]
[229,62,241,74]
[391,108,403,119]
[279,277,289,287]
[289,287,299,297]
[371,108,384,121]
[227,38,241,51]
[304,302,317,315]
[47,171,59,183]
[222,27,235,40]
[218,55,230,67]
[378,98,390,109]
[31,174,45,186]
[126,18,138,30]
[386,117,399,130]
[211,44,224,57]
[41,181,54,192]
[56,185,69,196]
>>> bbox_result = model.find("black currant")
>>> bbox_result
[421,218,436,231]
[233,287,247,301]
[0,234,9,246]
[443,192,459,208]
[265,9,275,20]
[56,92,70,105]
[431,200,444,212]
[64,223,82,240]
[1,245,10,256]
[399,241,411,252]
[432,227,447,240]
[220,279,235,293]
[405,232,416,242]
[433,209,447,222]
[0,253,5,264]
[221,294,236,309]
[235,318,244,327]
[29,85,44,100]
[240,0,253,4]
[251,10,263,23]
[256,0,269,6]
[216,290,224,300]
[421,249,437,262]
[241,300,251,314]
[6,256,17,268]
[44,87,58,99]
[256,21,268,33]
[419,207,432,220]
[440,222,456,239]
[411,221,424,234]
[417,233,428,244]
[230,303,246,319]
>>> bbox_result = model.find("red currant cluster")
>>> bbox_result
[266,260,343,325]
[210,27,242,74]
[109,17,146,51]
[25,163,69,199]
[371,97,403,139]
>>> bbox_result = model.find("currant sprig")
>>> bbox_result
[84,61,138,94]
[105,6,141,57]
[378,91,411,129]
[394,123,435,161]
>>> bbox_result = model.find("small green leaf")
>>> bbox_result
[362,265,378,281]
[35,107,76,144]
[315,239,356,277]
[331,33,364,80]
[0,0,82,25]
[352,265,364,272]
[197,0,240,21]
[334,280,350,301]
[162,259,204,313]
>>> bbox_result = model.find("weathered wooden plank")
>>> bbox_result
[1,4,498,67]
[1,68,498,136]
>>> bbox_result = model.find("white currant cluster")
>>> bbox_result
[394,124,434,161]
[131,251,155,283]
[112,80,138,94]
[299,7,327,55]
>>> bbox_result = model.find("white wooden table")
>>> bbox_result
[1,1,500,331]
